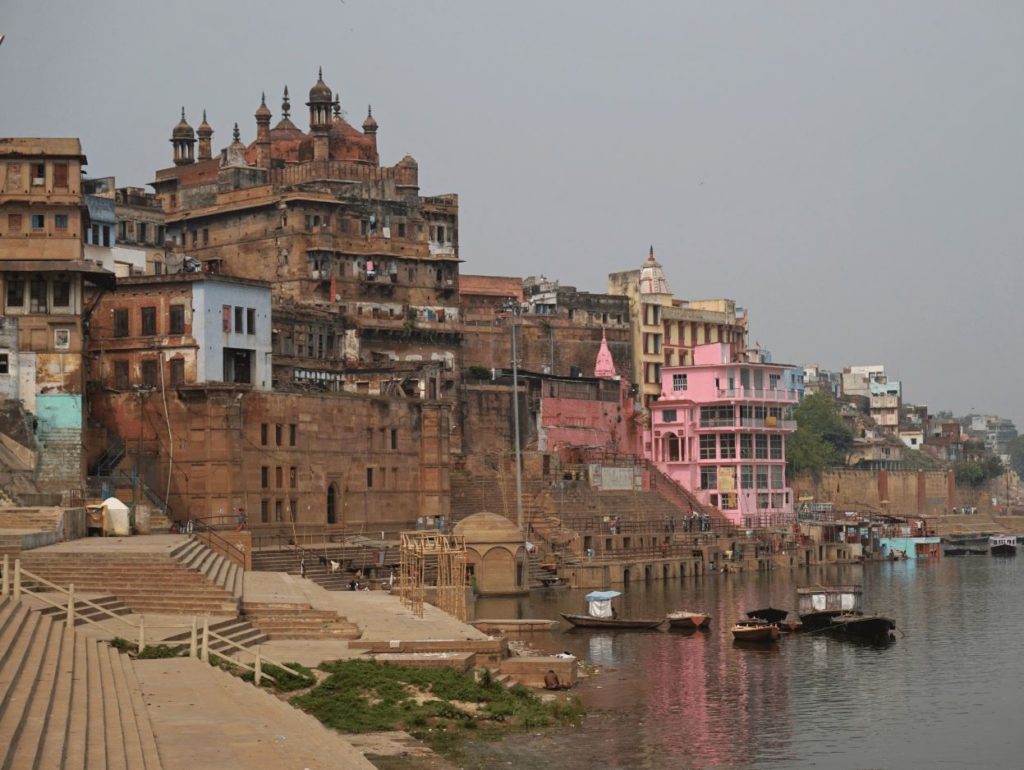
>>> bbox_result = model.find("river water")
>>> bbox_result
[463,555,1024,769]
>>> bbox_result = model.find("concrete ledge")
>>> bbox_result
[349,637,508,663]
[471,619,559,634]
[373,652,476,672]
[499,655,577,688]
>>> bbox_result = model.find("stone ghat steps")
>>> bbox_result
[169,539,244,599]
[0,509,63,530]
[252,548,397,592]
[17,553,239,616]
[37,595,133,627]
[161,617,269,655]
[241,601,361,641]
[0,597,163,770]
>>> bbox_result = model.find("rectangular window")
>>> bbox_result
[275,424,282,445]
[102,225,110,246]
[141,306,157,336]
[54,214,68,231]
[755,435,769,459]
[289,466,297,487]
[113,308,129,337]
[700,466,717,490]
[169,305,185,335]
[113,360,129,389]
[0,353,8,375]
[769,373,781,389]
[289,499,298,522]
[275,500,283,522]
[222,305,231,332]
[661,409,677,424]
[141,360,158,387]
[756,465,769,490]
[261,466,269,488]
[758,493,770,510]
[156,225,165,246]
[31,214,44,231]
[275,466,283,488]
[366,467,374,488]
[5,277,24,309]
[202,228,209,245]
[289,424,297,446]
[31,163,45,186]
[672,373,687,391]
[699,434,716,460]
[770,465,784,489]
[53,163,68,188]
[261,424,268,446]
[246,308,255,335]
[740,434,753,459]
[719,434,736,459]
[90,224,99,244]
[29,278,47,312]
[234,306,243,333]
[260,499,269,523]
[138,222,148,243]
[740,465,753,489]
[8,213,22,233]
[770,435,783,460]
[170,359,185,386]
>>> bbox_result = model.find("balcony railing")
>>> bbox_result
[716,387,799,402]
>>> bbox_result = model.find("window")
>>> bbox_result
[7,213,22,233]
[700,466,717,490]
[397,222,406,238]
[661,409,677,424]
[113,308,129,337]
[672,373,687,391]
[54,214,68,231]
[141,306,156,336]
[246,308,255,335]
[6,278,25,308]
[155,225,165,246]
[31,214,44,231]
[390,428,398,450]
[770,465,784,489]
[29,278,47,312]
[769,373,781,389]
[289,467,297,487]
[758,493,770,510]
[756,466,769,490]
[720,434,736,459]
[699,434,716,460]
[169,305,184,335]
[53,328,70,349]
[740,434,753,459]
[0,353,9,374]
[740,465,753,489]
[260,424,268,446]
[31,163,45,186]
[366,467,374,488]
[770,435,783,460]
[202,228,209,245]
[90,224,99,244]
[289,424,297,446]
[275,500,283,522]
[113,361,129,389]
[102,224,111,245]
[234,307,243,333]
[170,359,184,386]
[275,424,282,445]
[289,500,298,522]
[6,163,21,188]
[261,466,269,488]
[666,434,680,462]
[222,305,231,332]
[755,435,768,459]
[141,360,158,388]
[53,163,68,188]
[138,223,148,243]
[275,466,283,488]
[260,499,269,523]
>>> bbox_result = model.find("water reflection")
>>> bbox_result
[465,557,1024,769]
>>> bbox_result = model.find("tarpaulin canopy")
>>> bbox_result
[584,591,622,601]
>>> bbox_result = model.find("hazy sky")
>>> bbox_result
[2,1,1021,425]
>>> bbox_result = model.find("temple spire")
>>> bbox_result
[594,328,617,379]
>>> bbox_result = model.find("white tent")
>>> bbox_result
[102,497,131,536]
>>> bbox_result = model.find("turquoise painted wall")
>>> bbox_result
[36,393,83,431]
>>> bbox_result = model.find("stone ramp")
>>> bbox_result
[134,657,374,770]
[0,597,163,769]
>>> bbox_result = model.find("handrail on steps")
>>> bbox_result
[1,554,301,685]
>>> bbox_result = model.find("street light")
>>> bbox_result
[501,297,524,534]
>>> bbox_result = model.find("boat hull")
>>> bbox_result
[732,623,780,643]
[666,612,711,630]
[990,544,1017,557]
[560,613,664,630]
[829,614,896,643]
[747,607,789,624]
[799,610,860,630]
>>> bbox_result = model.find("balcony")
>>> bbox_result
[715,387,799,403]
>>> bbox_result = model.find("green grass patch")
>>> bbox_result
[240,661,317,692]
[290,659,583,759]
[109,638,186,659]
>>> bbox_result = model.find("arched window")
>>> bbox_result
[666,433,681,462]
[327,483,337,524]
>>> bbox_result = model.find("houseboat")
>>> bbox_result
[797,585,863,630]
[989,535,1017,557]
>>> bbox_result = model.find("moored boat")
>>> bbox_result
[798,585,863,630]
[828,613,896,643]
[989,536,1017,557]
[746,607,789,624]
[666,610,711,630]
[561,590,664,630]
[731,619,780,643]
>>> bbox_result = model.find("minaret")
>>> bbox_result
[306,67,332,161]
[197,110,213,161]
[362,105,379,160]
[254,92,272,168]
[594,329,618,379]
[171,108,196,166]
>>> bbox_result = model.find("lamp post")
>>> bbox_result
[502,298,524,534]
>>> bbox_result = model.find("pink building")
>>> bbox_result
[649,343,798,527]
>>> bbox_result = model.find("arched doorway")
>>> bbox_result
[327,483,338,524]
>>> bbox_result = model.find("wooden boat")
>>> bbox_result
[967,548,988,555]
[746,607,789,624]
[561,590,664,630]
[561,613,664,629]
[828,613,896,643]
[731,619,780,643]
[666,610,711,630]
[943,547,968,556]
[798,585,863,630]
[989,536,1017,557]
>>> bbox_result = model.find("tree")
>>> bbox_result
[1009,436,1024,478]
[788,393,854,477]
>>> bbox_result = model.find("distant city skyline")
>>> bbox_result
[1,0,1021,425]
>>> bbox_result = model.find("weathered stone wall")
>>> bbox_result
[792,469,955,515]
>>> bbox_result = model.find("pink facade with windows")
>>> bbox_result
[649,343,798,527]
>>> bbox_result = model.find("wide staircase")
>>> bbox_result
[18,540,239,616]
[252,542,400,591]
[0,597,164,769]
[240,601,361,641]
